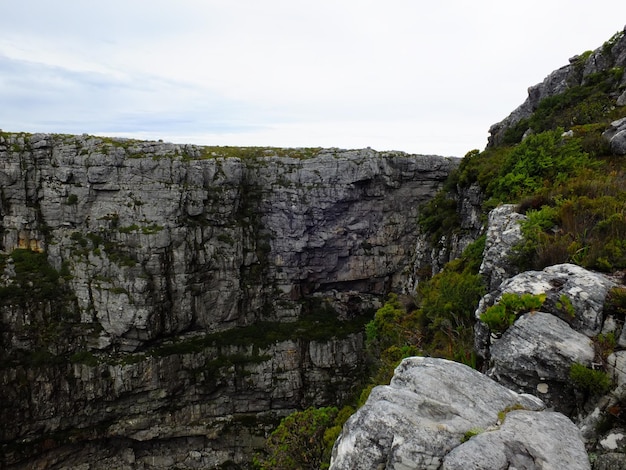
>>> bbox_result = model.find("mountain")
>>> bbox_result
[3,25,626,470]
[331,26,626,469]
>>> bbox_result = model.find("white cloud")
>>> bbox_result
[1,1,625,155]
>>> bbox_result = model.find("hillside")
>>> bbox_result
[329,27,626,470]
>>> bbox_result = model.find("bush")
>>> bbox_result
[480,293,546,334]
[490,130,595,202]
[254,407,338,470]
[569,363,612,396]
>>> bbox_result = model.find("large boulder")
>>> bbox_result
[603,117,626,155]
[330,357,588,470]
[488,311,595,414]
[442,410,589,469]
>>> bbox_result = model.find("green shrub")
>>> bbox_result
[0,249,61,303]
[490,130,595,202]
[254,406,338,470]
[480,293,546,334]
[461,427,484,443]
[569,363,612,395]
[556,294,576,318]
[605,287,626,318]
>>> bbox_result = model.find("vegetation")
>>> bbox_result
[254,407,341,470]
[479,293,546,334]
[569,363,612,396]
[0,249,63,304]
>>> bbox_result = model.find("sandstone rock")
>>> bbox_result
[487,312,595,413]
[0,134,458,468]
[330,357,590,470]
[479,204,526,291]
[475,263,614,412]
[607,351,626,387]
[442,410,590,470]
[477,263,615,340]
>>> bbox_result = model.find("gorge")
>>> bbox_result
[0,138,456,468]
[3,25,626,470]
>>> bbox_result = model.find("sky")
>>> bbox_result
[1,1,625,157]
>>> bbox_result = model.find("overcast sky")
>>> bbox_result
[1,1,625,156]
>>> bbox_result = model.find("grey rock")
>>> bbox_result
[479,204,526,291]
[330,357,589,470]
[477,263,615,339]
[488,31,626,147]
[476,263,614,412]
[610,130,626,155]
[442,410,590,470]
[487,312,595,413]
[607,351,626,387]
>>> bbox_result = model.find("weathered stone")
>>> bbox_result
[477,263,615,340]
[442,410,590,470]
[607,351,626,387]
[603,117,626,155]
[330,357,589,470]
[487,312,595,413]
[479,204,526,291]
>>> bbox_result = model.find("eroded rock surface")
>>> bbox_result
[476,263,615,412]
[330,357,587,470]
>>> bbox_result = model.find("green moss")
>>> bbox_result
[461,427,484,443]
[556,294,576,318]
[497,403,526,423]
[65,194,78,205]
[70,350,99,366]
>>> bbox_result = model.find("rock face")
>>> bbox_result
[330,357,589,470]
[479,204,526,291]
[488,28,626,147]
[0,133,458,468]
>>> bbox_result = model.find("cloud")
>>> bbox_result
[1,1,625,155]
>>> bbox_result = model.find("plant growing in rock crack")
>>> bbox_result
[461,427,484,443]
[556,294,576,318]
[569,362,612,397]
[480,292,546,334]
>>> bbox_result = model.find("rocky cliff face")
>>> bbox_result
[488,27,626,147]
[0,133,457,468]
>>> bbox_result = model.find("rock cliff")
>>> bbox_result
[0,133,457,468]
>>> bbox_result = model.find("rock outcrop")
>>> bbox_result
[488,28,626,147]
[0,133,458,468]
[603,117,626,155]
[475,263,616,413]
[330,357,589,470]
